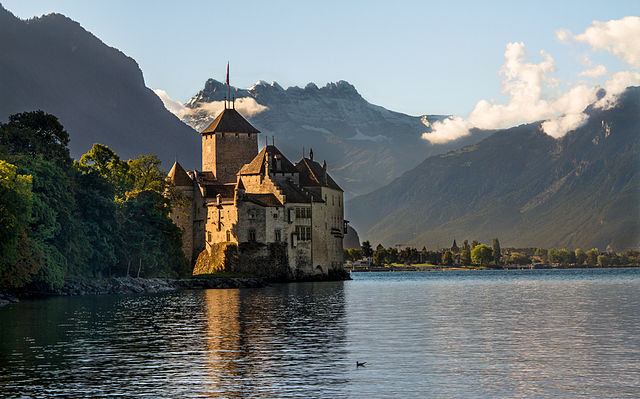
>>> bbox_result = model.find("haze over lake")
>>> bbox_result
[2,268,639,398]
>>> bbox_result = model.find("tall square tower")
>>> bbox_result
[200,106,260,183]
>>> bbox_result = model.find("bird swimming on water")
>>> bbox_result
[356,361,367,368]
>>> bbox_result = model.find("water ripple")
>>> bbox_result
[0,269,639,398]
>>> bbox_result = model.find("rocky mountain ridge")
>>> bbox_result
[180,78,492,197]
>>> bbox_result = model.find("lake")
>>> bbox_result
[1,268,639,398]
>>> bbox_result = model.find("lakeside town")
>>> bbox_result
[344,240,640,271]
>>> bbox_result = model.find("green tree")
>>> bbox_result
[361,241,373,258]
[586,248,599,265]
[508,252,531,265]
[78,143,130,199]
[597,254,610,268]
[471,240,480,249]
[348,248,363,262]
[534,248,548,262]
[471,244,493,266]
[442,250,454,266]
[126,154,165,194]
[492,238,501,265]
[0,160,35,288]
[72,167,119,277]
[575,248,587,265]
[118,191,188,278]
[385,247,399,264]
[460,248,471,265]
[372,248,385,266]
[548,248,559,264]
[0,111,71,163]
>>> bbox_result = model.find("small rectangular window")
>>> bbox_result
[275,229,281,242]
[248,229,256,242]
[295,207,311,219]
[226,230,231,242]
[295,226,311,241]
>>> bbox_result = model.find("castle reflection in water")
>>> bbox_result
[202,283,349,398]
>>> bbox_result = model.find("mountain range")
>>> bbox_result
[2,4,636,250]
[0,5,200,169]
[177,79,493,197]
[0,3,491,197]
[347,87,640,251]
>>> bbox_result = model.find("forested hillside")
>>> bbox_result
[0,111,188,290]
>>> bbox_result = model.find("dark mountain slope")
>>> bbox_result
[348,87,640,250]
[0,6,199,168]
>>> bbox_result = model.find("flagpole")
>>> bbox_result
[226,62,230,110]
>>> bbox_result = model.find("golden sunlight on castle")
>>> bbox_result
[167,102,347,279]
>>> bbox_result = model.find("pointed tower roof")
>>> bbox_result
[200,108,260,134]
[167,161,193,186]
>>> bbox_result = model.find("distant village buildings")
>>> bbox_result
[167,103,347,278]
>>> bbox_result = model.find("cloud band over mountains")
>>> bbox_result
[422,16,640,144]
[154,89,268,124]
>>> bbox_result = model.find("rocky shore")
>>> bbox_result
[0,276,265,307]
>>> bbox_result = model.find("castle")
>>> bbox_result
[167,103,347,278]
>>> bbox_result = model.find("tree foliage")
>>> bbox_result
[471,244,493,266]
[0,111,188,289]
[492,238,501,265]
[361,241,373,258]
[508,252,531,265]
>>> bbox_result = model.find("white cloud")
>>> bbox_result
[423,16,640,144]
[555,29,570,42]
[579,65,607,78]
[422,42,596,144]
[574,16,640,68]
[154,89,268,120]
[421,117,472,144]
[541,113,589,138]
[154,89,185,116]
[594,71,640,109]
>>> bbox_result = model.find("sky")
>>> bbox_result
[3,0,639,139]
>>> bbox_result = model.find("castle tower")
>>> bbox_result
[167,160,197,260]
[200,105,260,183]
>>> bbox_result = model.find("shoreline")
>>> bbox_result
[347,265,640,272]
[0,276,265,307]
[0,270,352,307]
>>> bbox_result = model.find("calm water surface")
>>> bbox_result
[1,268,639,398]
